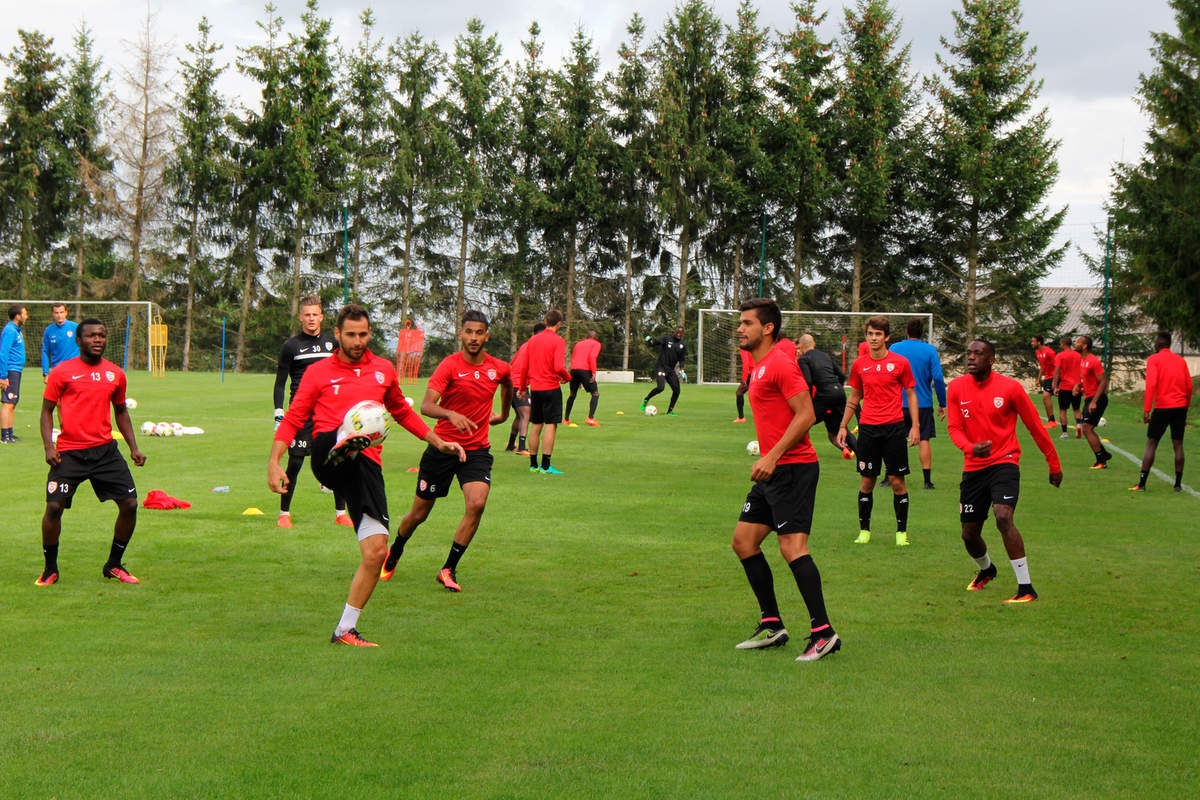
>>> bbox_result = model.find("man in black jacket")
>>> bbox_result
[797,334,856,459]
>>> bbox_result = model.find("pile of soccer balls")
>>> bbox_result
[140,421,204,437]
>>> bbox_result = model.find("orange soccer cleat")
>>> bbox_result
[103,564,140,584]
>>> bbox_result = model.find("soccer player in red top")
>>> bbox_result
[1073,335,1112,469]
[1133,331,1193,492]
[1052,334,1083,438]
[947,339,1062,603]
[731,298,839,662]
[837,316,919,547]
[504,322,544,455]
[38,319,146,586]
[380,311,512,592]
[564,330,602,427]
[733,347,753,422]
[510,309,571,475]
[1031,335,1058,425]
[269,305,465,647]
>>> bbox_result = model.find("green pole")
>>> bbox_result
[343,205,350,303]
[758,212,766,296]
[1103,216,1112,372]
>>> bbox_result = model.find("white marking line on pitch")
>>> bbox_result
[1101,439,1200,498]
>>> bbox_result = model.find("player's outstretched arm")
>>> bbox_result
[113,403,146,466]
[41,399,60,466]
[425,431,466,462]
[905,387,920,445]
[420,387,477,433]
[267,439,290,494]
[492,376,513,425]
[1015,387,1061,478]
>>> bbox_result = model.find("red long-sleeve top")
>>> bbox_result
[946,371,1061,474]
[511,328,571,391]
[1144,348,1193,413]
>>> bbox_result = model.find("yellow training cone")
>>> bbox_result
[616,410,625,415]
[242,507,265,516]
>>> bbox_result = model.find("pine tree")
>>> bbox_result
[1108,0,1200,346]
[606,13,659,368]
[767,0,836,310]
[165,17,231,371]
[922,0,1066,352]
[653,0,726,327]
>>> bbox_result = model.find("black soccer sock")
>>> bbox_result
[844,431,858,452]
[506,432,517,449]
[106,537,130,569]
[739,552,781,623]
[518,435,526,451]
[1176,471,1184,488]
[1048,415,1056,422]
[333,490,346,513]
[443,542,468,571]
[386,533,411,566]
[923,468,932,483]
[1061,421,1068,432]
[43,543,59,575]
[530,453,539,469]
[858,491,873,530]
[1,427,10,441]
[788,554,831,632]
[736,393,745,418]
[894,493,909,532]
[281,454,305,512]
[589,394,598,418]
[1139,470,1149,488]
[541,454,552,470]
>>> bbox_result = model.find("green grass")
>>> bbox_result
[1,372,1198,798]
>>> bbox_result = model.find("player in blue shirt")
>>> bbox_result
[1,303,29,443]
[888,318,946,489]
[41,302,80,379]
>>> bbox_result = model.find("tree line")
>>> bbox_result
[0,0,1075,373]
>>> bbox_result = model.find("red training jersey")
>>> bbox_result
[848,351,916,426]
[1035,345,1056,379]
[946,371,1061,473]
[747,340,817,465]
[776,337,797,362]
[1079,354,1104,397]
[275,351,429,466]
[858,341,869,358]
[739,348,754,384]
[1054,349,1082,391]
[570,338,601,372]
[1144,348,1193,412]
[427,352,510,450]
[511,328,570,391]
[44,357,127,452]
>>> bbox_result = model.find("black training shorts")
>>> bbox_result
[529,388,563,425]
[1079,394,1108,427]
[902,406,937,441]
[812,393,847,438]
[416,445,492,500]
[856,421,910,478]
[512,392,531,409]
[1057,389,1082,411]
[959,463,1021,523]
[3,369,21,405]
[1148,407,1187,442]
[569,369,598,395]
[738,461,819,536]
[1040,378,1054,394]
[310,430,389,531]
[288,415,316,458]
[46,441,137,509]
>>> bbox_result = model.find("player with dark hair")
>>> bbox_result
[890,317,946,489]
[947,339,1062,603]
[1031,335,1057,425]
[272,295,349,528]
[1,303,29,443]
[564,330,602,427]
[1074,335,1112,469]
[41,302,80,380]
[1132,331,1192,492]
[269,304,465,647]
[380,310,512,592]
[837,316,920,546]
[1052,334,1083,439]
[642,326,686,416]
[730,298,839,662]
[38,319,146,586]
[796,334,855,458]
[504,322,545,455]
[510,310,571,474]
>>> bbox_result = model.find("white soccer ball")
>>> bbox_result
[140,421,155,435]
[1098,416,1107,427]
[153,422,172,437]
[170,422,185,436]
[125,397,138,410]
[342,400,390,445]
[404,396,414,407]
[644,404,658,416]
[747,440,760,456]
[51,428,60,443]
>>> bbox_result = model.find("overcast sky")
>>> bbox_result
[0,0,1179,288]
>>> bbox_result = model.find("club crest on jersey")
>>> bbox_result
[105,371,115,382]
[325,342,333,350]
[47,481,57,493]
[375,371,385,384]
[419,480,427,491]
[487,369,496,380]
[994,397,1004,408]
[757,366,766,379]
[886,363,895,372]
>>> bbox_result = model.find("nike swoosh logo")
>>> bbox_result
[776,521,788,529]
[458,372,472,377]
[1002,496,1014,500]
[330,378,344,383]
[71,374,86,379]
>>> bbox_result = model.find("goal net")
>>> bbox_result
[1,300,164,373]
[696,308,935,385]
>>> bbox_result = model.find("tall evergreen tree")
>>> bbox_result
[165,17,231,371]
[830,0,916,312]
[653,0,726,327]
[922,0,1065,351]
[768,0,836,310]
[607,13,659,368]
[1108,0,1200,346]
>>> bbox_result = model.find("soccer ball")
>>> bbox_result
[125,397,138,410]
[1098,416,1107,427]
[644,405,658,416]
[747,440,760,456]
[404,396,414,407]
[170,422,185,436]
[140,421,155,435]
[51,428,60,443]
[154,422,172,437]
[342,400,390,445]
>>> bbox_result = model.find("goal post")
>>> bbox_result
[1,300,164,374]
[696,308,935,385]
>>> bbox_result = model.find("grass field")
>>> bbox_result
[2,370,1198,798]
